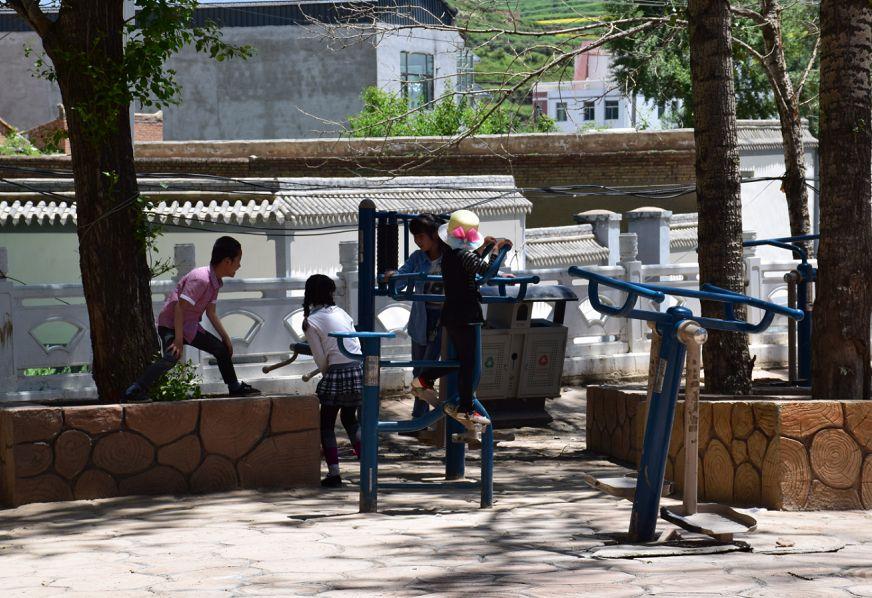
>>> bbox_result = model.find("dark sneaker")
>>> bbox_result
[121,383,151,404]
[229,382,261,397]
[321,474,343,488]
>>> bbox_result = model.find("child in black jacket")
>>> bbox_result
[412,209,512,427]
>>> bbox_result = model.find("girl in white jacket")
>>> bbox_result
[303,274,362,488]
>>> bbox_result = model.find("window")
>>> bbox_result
[555,102,567,122]
[401,51,434,109]
[456,49,475,93]
[583,100,595,121]
[605,100,619,120]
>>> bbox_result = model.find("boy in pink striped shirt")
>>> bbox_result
[123,236,260,402]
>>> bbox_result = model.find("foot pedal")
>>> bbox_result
[451,428,480,445]
[581,472,674,500]
[660,504,757,543]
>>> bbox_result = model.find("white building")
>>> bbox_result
[532,46,674,133]
[0,0,467,139]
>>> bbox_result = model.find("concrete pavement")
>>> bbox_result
[2,388,872,597]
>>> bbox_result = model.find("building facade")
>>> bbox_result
[0,0,465,140]
[532,46,675,133]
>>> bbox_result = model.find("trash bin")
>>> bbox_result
[478,284,578,426]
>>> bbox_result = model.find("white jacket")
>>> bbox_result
[303,305,361,373]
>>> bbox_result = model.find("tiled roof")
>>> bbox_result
[0,175,531,227]
[670,212,698,251]
[736,119,817,150]
[524,224,609,268]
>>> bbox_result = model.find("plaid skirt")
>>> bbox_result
[316,362,363,407]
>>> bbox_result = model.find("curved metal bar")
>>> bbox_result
[744,233,819,245]
[479,244,510,285]
[654,283,803,321]
[569,266,666,302]
[331,331,397,339]
[329,331,394,362]
[378,407,445,434]
[380,359,460,369]
[742,234,819,261]
[568,266,802,333]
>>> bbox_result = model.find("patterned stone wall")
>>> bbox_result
[0,396,320,507]
[587,386,872,511]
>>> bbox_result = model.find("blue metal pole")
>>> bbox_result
[358,200,376,332]
[796,262,813,383]
[479,415,494,508]
[359,337,381,513]
[469,324,493,507]
[629,306,690,543]
[358,199,378,513]
[444,331,467,480]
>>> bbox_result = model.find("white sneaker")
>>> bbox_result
[411,377,439,406]
[444,404,491,428]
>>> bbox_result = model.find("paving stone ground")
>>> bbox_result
[3,387,872,597]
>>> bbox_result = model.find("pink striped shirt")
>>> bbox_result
[157,266,222,342]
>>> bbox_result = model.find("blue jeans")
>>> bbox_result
[411,326,442,418]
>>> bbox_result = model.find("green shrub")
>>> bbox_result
[346,86,556,137]
[153,358,202,402]
[23,365,90,377]
[0,130,40,156]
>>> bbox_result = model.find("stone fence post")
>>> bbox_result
[0,247,15,394]
[743,231,763,326]
[173,244,196,283]
[574,210,622,265]
[624,207,672,265]
[619,233,647,353]
[338,240,359,321]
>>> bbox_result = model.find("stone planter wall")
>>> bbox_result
[587,386,872,511]
[0,396,320,507]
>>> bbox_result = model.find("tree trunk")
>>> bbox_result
[812,0,872,400]
[759,1,811,244]
[41,1,158,402]
[688,0,753,394]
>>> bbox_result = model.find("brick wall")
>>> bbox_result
[0,131,698,227]
[25,116,69,154]
[134,112,163,142]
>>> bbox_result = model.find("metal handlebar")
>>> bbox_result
[328,331,394,361]
[382,242,536,303]
[742,233,818,261]
[568,266,665,318]
[568,266,803,333]
[261,342,313,373]
[478,243,510,285]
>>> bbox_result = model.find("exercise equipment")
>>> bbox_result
[341,199,541,513]
[568,265,803,543]
[262,342,319,380]
[742,234,817,384]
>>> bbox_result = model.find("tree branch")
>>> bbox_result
[732,35,789,115]
[730,5,766,25]
[793,33,819,101]
[3,0,53,37]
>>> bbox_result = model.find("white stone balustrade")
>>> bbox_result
[0,236,807,401]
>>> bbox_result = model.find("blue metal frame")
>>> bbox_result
[346,201,529,512]
[568,265,803,542]
[742,234,818,382]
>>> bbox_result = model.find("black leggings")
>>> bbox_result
[319,405,361,466]
[418,324,477,412]
[135,326,238,391]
